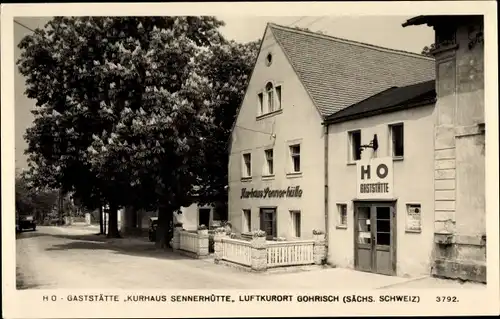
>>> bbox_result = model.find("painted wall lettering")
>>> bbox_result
[240,186,303,199]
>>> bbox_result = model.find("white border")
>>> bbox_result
[2,1,498,318]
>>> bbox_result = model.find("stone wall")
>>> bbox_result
[431,16,486,283]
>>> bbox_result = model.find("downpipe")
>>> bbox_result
[323,124,329,264]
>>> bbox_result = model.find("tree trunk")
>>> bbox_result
[99,205,104,235]
[107,203,121,238]
[155,204,173,249]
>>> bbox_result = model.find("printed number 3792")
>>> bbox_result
[436,296,458,302]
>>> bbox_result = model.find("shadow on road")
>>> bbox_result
[16,266,39,290]
[42,232,191,262]
[16,231,48,240]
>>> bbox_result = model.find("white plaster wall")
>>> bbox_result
[228,26,325,240]
[327,104,436,277]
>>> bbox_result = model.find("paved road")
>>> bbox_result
[16,226,486,290]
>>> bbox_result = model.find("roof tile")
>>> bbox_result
[269,23,436,117]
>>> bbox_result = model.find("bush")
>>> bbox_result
[252,230,266,238]
[313,229,325,235]
[197,224,207,231]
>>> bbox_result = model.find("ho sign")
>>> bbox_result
[356,157,393,200]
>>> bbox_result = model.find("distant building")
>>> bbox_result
[228,23,435,242]
[403,15,486,283]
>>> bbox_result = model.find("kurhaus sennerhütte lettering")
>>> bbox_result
[240,186,303,199]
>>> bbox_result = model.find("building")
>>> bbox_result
[120,199,227,235]
[324,80,437,277]
[403,15,486,282]
[228,23,435,241]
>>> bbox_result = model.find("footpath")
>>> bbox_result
[50,225,486,290]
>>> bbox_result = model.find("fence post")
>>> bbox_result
[251,235,268,272]
[313,230,326,265]
[197,229,210,258]
[213,229,227,264]
[172,227,182,251]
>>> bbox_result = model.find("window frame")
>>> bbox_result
[264,148,274,177]
[257,92,264,116]
[241,152,252,179]
[348,130,362,164]
[242,209,252,233]
[275,85,282,110]
[336,203,348,229]
[266,82,274,113]
[389,122,404,160]
[289,144,301,173]
[290,210,301,238]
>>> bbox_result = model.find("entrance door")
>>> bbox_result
[198,208,211,227]
[354,203,396,276]
[259,208,277,240]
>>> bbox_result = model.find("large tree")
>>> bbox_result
[17,16,255,243]
[194,40,259,208]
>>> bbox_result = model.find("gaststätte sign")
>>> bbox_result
[240,186,303,199]
[356,157,394,200]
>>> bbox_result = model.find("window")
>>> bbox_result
[275,85,282,110]
[264,149,274,176]
[258,93,264,115]
[390,123,404,158]
[266,53,273,66]
[290,210,301,238]
[337,204,348,227]
[289,144,301,173]
[348,130,361,162]
[242,209,251,233]
[242,153,252,178]
[266,82,274,113]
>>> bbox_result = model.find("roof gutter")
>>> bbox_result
[322,97,436,126]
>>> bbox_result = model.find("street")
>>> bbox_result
[16,226,486,290]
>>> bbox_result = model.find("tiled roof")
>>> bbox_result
[268,23,436,117]
[324,79,436,124]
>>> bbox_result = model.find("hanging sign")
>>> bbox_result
[356,157,394,200]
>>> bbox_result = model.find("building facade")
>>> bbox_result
[228,23,435,241]
[325,80,437,277]
[120,203,220,235]
[403,15,486,282]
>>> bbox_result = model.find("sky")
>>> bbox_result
[13,16,433,170]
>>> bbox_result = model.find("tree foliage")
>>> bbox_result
[17,16,259,243]
[15,172,58,222]
[421,43,436,57]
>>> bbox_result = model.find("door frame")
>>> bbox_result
[259,206,277,240]
[197,208,212,227]
[353,200,397,276]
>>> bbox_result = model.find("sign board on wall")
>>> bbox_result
[240,186,303,199]
[405,204,422,232]
[356,157,394,200]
